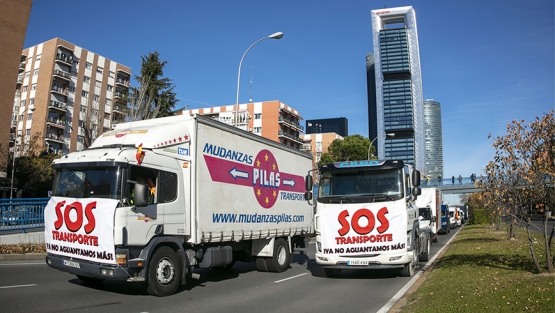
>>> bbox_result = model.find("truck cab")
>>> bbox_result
[306,159,428,278]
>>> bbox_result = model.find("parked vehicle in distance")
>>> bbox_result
[439,204,450,234]
[416,188,441,243]
[448,207,457,229]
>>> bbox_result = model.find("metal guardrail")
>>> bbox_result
[0,198,49,233]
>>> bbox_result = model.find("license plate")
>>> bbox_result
[62,260,80,268]
[347,260,369,266]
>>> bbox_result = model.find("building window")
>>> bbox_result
[21,100,26,107]
[80,106,87,113]
[97,67,103,74]
[107,85,113,92]
[254,127,261,133]
[106,99,112,106]
[84,76,90,84]
[22,85,28,92]
[85,62,92,69]
[36,54,41,61]
[27,113,32,121]
[26,129,31,136]
[109,71,115,78]
[25,71,30,78]
[93,94,100,101]
[31,84,36,90]
[30,98,34,105]
[34,69,38,76]
[82,90,89,97]
[77,135,84,143]
[95,80,102,87]
[68,86,75,93]
[254,113,262,119]
[78,120,85,127]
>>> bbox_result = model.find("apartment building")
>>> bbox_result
[301,132,344,166]
[12,38,131,157]
[187,100,305,149]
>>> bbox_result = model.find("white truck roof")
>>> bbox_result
[90,115,194,149]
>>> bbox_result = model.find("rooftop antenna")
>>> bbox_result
[249,66,254,102]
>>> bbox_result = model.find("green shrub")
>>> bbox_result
[469,208,489,225]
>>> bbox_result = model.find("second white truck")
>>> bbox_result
[415,188,441,243]
[44,114,313,296]
[305,159,429,278]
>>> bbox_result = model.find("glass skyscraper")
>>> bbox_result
[368,6,425,172]
[423,99,444,179]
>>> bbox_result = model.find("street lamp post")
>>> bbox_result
[368,133,395,160]
[235,32,284,127]
[10,106,34,199]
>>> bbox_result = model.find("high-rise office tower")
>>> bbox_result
[369,6,425,172]
[12,38,131,157]
[305,117,348,137]
[423,99,443,179]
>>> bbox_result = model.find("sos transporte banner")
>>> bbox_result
[320,202,408,255]
[44,197,118,265]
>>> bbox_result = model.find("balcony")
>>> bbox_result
[49,100,67,112]
[278,116,304,132]
[51,86,68,96]
[113,104,128,114]
[53,69,70,81]
[18,62,25,72]
[115,76,129,87]
[277,130,304,144]
[55,53,74,66]
[47,117,66,129]
[45,133,65,143]
[16,74,23,86]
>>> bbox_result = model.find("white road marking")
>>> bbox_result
[274,273,308,283]
[0,284,37,289]
[0,263,46,266]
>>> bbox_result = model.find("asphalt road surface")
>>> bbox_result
[0,227,461,313]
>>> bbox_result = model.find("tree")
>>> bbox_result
[127,52,179,121]
[13,132,60,197]
[477,110,555,273]
[318,134,372,166]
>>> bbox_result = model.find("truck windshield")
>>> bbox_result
[318,169,404,202]
[52,167,122,199]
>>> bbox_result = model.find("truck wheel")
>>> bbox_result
[76,275,104,284]
[255,257,268,272]
[266,238,290,273]
[324,268,341,278]
[420,237,430,262]
[147,246,181,297]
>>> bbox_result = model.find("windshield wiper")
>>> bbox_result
[321,195,354,203]
[355,193,395,201]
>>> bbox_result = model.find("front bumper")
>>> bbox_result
[46,253,132,281]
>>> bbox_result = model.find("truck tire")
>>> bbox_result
[147,246,182,297]
[266,238,290,273]
[420,236,430,262]
[401,234,418,277]
[76,275,104,284]
[255,257,268,272]
[324,268,341,278]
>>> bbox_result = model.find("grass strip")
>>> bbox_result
[400,224,554,313]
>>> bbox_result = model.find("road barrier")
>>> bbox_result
[0,198,49,233]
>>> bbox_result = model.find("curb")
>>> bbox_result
[0,253,46,261]
[386,227,461,313]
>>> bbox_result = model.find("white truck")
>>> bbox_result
[304,159,429,278]
[415,188,441,243]
[44,114,313,296]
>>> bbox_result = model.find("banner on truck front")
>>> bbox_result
[319,202,408,255]
[44,197,118,264]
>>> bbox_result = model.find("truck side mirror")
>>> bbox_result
[304,192,313,201]
[132,183,149,207]
[412,170,421,186]
[412,186,421,197]
[305,174,313,191]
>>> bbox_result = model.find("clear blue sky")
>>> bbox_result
[23,0,554,181]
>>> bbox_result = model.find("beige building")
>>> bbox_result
[0,0,33,181]
[301,132,344,168]
[187,100,305,150]
[12,38,131,158]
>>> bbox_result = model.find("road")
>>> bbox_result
[0,227,461,313]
